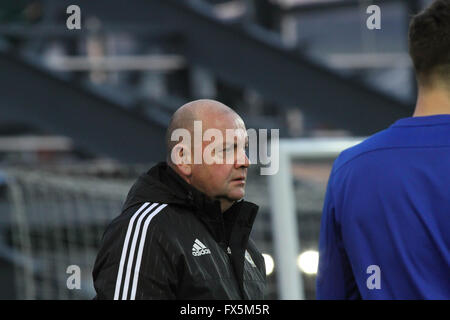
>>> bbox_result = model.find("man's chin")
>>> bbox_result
[229,189,245,201]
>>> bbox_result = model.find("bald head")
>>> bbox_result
[165,99,250,211]
[166,99,241,159]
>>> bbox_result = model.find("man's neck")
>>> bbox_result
[167,163,235,213]
[413,86,450,117]
[219,199,234,213]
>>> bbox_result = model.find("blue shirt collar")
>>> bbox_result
[391,114,450,127]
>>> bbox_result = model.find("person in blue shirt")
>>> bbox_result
[317,0,450,299]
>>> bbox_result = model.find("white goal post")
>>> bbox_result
[268,137,364,300]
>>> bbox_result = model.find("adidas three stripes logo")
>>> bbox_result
[114,202,167,300]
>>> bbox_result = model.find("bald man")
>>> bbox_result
[92,99,266,300]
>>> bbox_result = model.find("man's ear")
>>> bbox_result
[171,143,192,176]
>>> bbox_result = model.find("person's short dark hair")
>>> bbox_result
[408,0,450,86]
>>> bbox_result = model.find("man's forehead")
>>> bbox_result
[198,113,248,145]
[202,112,246,131]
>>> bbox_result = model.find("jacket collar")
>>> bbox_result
[141,162,259,247]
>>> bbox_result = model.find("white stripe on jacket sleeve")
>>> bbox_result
[130,203,168,300]
[121,202,159,300]
[114,202,150,300]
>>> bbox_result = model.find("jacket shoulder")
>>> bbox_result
[93,202,180,299]
[113,202,181,230]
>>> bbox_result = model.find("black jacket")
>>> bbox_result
[92,162,266,299]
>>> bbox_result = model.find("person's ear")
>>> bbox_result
[171,143,192,176]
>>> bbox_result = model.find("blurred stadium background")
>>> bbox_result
[0,0,432,299]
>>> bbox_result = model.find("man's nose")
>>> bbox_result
[235,150,250,168]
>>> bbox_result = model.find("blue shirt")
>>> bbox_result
[317,115,450,299]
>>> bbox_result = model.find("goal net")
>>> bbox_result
[4,167,133,299]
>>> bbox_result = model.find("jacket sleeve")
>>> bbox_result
[316,172,360,300]
[93,205,178,300]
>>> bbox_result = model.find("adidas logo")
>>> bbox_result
[192,239,211,256]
